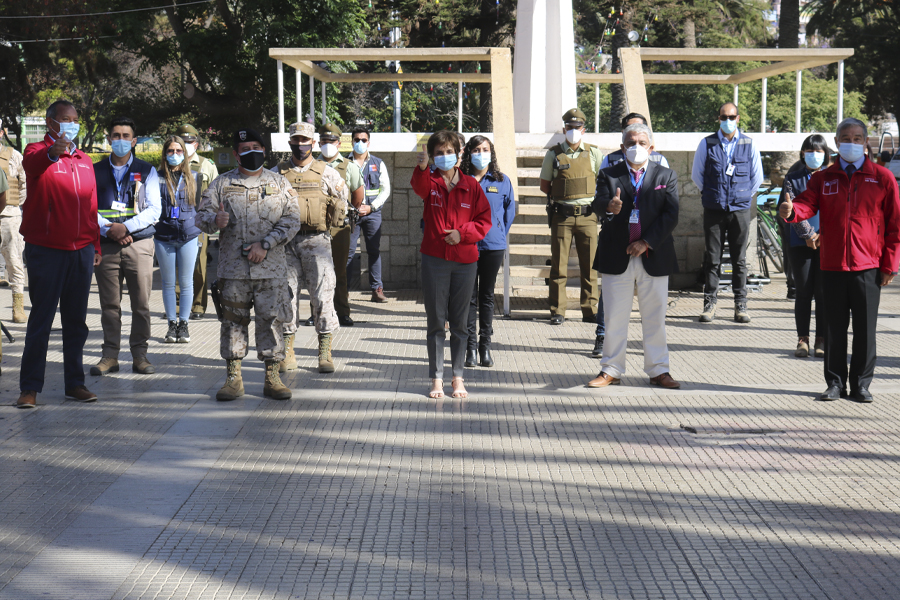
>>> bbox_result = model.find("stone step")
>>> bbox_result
[516,204,547,216]
[517,185,544,200]
[508,244,552,257]
[509,223,551,236]
[510,265,580,278]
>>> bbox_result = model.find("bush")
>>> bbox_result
[84,151,216,166]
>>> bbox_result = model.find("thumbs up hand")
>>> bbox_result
[779,192,794,220]
[608,188,623,215]
[417,143,429,170]
[215,200,230,229]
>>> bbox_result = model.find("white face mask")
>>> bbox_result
[625,144,649,166]
[185,142,197,157]
[565,128,583,145]
[320,143,339,159]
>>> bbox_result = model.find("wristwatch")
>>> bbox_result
[261,239,272,251]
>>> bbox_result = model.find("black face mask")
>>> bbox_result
[289,143,313,161]
[237,149,265,171]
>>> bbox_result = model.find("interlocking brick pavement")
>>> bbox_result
[0,271,899,599]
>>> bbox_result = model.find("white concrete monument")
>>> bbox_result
[513,0,578,133]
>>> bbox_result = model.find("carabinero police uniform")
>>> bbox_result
[197,128,301,401]
[0,142,27,324]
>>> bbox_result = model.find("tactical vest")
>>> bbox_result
[701,133,755,211]
[606,149,666,169]
[277,159,344,232]
[360,154,384,206]
[330,158,350,181]
[94,156,155,241]
[551,142,597,201]
[0,146,20,206]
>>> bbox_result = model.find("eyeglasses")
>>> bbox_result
[718,114,739,121]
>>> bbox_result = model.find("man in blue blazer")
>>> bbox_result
[587,123,681,389]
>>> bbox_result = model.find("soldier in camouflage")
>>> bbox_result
[274,122,348,373]
[197,128,301,401]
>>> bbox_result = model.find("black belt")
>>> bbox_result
[553,203,593,217]
[298,226,321,235]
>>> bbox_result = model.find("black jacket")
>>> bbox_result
[591,159,680,277]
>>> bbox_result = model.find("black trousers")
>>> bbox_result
[780,220,795,290]
[789,245,823,338]
[702,207,753,302]
[821,269,880,392]
[467,249,505,351]
[20,243,94,392]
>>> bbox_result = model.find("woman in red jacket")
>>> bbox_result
[411,131,492,399]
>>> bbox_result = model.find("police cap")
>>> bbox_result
[233,128,265,149]
[562,108,586,126]
[176,124,199,141]
[318,123,342,140]
[289,122,316,139]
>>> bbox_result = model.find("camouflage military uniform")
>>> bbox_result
[275,159,348,336]
[196,169,301,362]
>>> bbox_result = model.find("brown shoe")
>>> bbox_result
[587,372,620,388]
[16,390,36,409]
[89,357,119,376]
[649,372,681,389]
[371,287,388,303]
[132,357,156,374]
[64,386,98,403]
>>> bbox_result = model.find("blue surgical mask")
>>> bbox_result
[803,151,825,170]
[166,153,185,167]
[719,118,737,135]
[53,119,80,140]
[470,152,491,170]
[434,154,457,171]
[111,140,132,158]
[838,142,864,163]
[353,141,368,155]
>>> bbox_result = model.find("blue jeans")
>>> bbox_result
[347,210,383,290]
[155,238,200,321]
[595,289,606,337]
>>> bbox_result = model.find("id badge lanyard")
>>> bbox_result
[171,175,184,219]
[629,168,646,222]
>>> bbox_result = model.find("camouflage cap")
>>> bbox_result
[562,108,586,125]
[318,123,342,139]
[176,124,199,140]
[289,122,316,138]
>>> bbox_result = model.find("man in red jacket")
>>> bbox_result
[781,117,900,403]
[16,100,102,408]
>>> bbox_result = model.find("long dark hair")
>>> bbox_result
[460,135,504,180]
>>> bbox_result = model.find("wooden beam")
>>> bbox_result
[727,59,827,84]
[269,47,493,63]
[619,48,651,129]
[292,60,334,81]
[636,48,854,62]
[578,73,733,84]
[328,73,491,83]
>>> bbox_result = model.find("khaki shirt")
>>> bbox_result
[0,145,25,216]
[327,155,363,192]
[539,142,604,206]
[197,169,302,280]
[190,153,219,192]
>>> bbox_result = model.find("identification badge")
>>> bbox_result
[487,186,499,193]
[171,206,180,219]
[629,209,640,224]
[725,164,736,176]
[111,201,128,211]
[266,183,278,196]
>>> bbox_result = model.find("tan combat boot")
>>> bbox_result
[263,359,292,400]
[216,359,244,401]
[279,333,297,373]
[12,293,25,324]
[318,333,335,373]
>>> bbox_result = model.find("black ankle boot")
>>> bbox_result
[465,349,478,367]
[480,347,494,368]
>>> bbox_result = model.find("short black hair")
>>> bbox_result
[109,116,137,136]
[427,130,461,157]
[46,100,76,121]
[621,113,647,129]
[718,102,739,116]
[351,127,370,141]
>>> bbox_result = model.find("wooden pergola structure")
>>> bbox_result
[577,48,855,132]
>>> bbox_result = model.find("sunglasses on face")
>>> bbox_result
[352,138,368,143]
[718,114,739,121]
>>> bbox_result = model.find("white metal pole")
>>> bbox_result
[309,75,315,124]
[837,60,845,122]
[276,60,284,134]
[733,84,738,106]
[296,69,302,124]
[458,81,463,132]
[594,82,600,133]
[321,81,327,123]
[795,70,802,133]
[760,77,767,133]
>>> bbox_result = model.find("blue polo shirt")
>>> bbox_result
[478,172,516,251]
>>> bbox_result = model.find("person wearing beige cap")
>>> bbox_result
[539,108,604,326]
[272,121,348,373]
[175,123,218,320]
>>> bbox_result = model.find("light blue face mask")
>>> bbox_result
[719,117,737,135]
[803,151,825,170]
[470,151,491,170]
[434,153,457,171]
[53,118,80,140]
[353,141,368,155]
[838,142,864,163]
[166,153,185,167]
[111,139,132,158]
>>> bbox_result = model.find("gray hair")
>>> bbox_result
[836,117,867,140]
[46,100,76,121]
[622,122,653,144]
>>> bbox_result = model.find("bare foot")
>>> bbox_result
[451,377,468,398]
[429,379,444,399]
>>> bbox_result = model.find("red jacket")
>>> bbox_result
[790,158,900,274]
[21,134,100,253]
[412,166,492,264]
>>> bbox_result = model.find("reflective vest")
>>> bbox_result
[701,133,755,211]
[94,156,155,241]
[551,142,597,201]
[277,159,331,232]
[359,154,384,207]
[0,146,20,206]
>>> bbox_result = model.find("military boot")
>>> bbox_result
[12,293,25,324]
[263,359,292,400]
[279,333,298,373]
[318,333,335,373]
[216,359,244,401]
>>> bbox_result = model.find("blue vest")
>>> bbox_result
[359,154,383,207]
[701,133,755,211]
[154,171,203,243]
[94,156,155,241]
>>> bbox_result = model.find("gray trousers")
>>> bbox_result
[421,253,478,380]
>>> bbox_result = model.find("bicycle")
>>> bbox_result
[756,190,784,278]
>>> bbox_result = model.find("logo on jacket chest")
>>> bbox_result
[823,179,839,195]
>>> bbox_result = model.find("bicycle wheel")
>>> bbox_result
[758,220,784,273]
[756,223,770,279]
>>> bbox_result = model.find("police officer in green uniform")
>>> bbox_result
[539,108,604,324]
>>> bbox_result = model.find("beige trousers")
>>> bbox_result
[96,237,155,359]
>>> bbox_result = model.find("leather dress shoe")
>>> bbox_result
[480,347,494,368]
[550,315,564,325]
[190,312,204,320]
[849,388,874,403]
[339,315,355,327]
[587,372,620,388]
[303,315,315,327]
[818,385,845,401]
[592,335,604,357]
[65,386,98,403]
[16,390,36,409]
[582,313,597,324]
[465,349,478,367]
[649,372,681,389]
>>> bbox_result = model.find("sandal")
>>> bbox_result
[429,379,444,399]
[451,377,468,399]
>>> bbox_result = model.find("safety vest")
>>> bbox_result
[359,154,384,206]
[0,146,20,206]
[551,142,597,201]
[701,132,755,211]
[277,159,331,232]
[94,156,155,241]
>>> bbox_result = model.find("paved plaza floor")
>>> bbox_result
[1,272,899,599]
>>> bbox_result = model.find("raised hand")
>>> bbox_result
[49,134,70,158]
[608,188,623,215]
[417,143,429,170]
[779,192,794,220]
[215,201,230,229]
